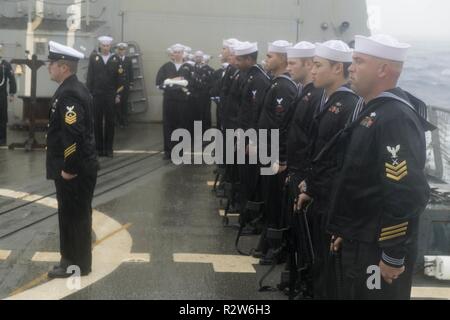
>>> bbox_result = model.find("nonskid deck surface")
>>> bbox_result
[0,124,286,300]
[0,124,448,300]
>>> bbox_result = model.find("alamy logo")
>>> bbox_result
[366,265,381,290]
[66,265,81,290]
[171,122,280,176]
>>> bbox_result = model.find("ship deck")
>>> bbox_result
[0,124,448,300]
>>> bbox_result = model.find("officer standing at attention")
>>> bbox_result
[115,42,134,128]
[210,55,228,130]
[234,42,271,222]
[256,40,298,265]
[156,44,192,159]
[86,36,125,157]
[46,41,98,278]
[281,41,323,295]
[199,54,215,132]
[327,35,432,300]
[0,44,17,146]
[296,40,360,299]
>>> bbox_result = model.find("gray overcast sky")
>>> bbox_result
[366,0,450,41]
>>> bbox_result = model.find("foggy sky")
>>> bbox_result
[366,0,450,41]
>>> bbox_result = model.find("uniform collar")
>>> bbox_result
[58,74,78,89]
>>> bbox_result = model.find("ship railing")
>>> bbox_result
[427,105,450,184]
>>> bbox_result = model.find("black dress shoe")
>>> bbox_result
[48,266,73,279]
[259,256,274,266]
[81,269,91,276]
[106,151,114,158]
[238,225,255,236]
[163,153,171,160]
[251,250,264,259]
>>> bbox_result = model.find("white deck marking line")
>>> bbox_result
[31,252,60,262]
[6,210,133,300]
[0,147,45,151]
[113,150,162,154]
[207,181,219,187]
[121,253,151,263]
[173,253,259,273]
[411,286,450,300]
[183,152,213,156]
[0,250,11,260]
[32,251,150,264]
[0,188,135,300]
[0,189,44,202]
[219,209,239,217]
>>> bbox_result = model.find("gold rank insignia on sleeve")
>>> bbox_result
[379,222,408,241]
[385,145,408,181]
[117,86,124,94]
[65,106,77,125]
[64,143,77,159]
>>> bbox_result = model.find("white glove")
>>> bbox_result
[164,79,188,87]
[272,161,280,174]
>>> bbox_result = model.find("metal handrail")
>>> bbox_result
[427,106,450,184]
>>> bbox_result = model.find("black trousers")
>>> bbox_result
[307,198,334,299]
[256,170,288,254]
[285,172,314,294]
[191,95,203,123]
[116,89,129,126]
[340,239,417,300]
[93,94,115,154]
[163,96,187,154]
[54,170,97,272]
[200,94,212,132]
[215,101,222,130]
[238,162,261,218]
[222,133,239,183]
[261,171,287,228]
[0,93,8,144]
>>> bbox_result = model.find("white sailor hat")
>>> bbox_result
[170,43,186,52]
[117,42,128,49]
[194,50,205,57]
[228,40,243,55]
[223,38,239,48]
[268,40,293,54]
[315,40,352,62]
[48,41,84,61]
[183,45,192,53]
[98,36,113,45]
[203,54,211,62]
[354,34,410,62]
[287,41,316,58]
[233,41,258,56]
